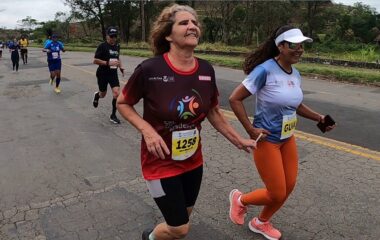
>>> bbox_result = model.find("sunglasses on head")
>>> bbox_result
[284,41,303,50]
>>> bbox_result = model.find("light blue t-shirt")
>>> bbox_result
[43,39,52,48]
[242,58,303,143]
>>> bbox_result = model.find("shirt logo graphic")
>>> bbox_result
[163,75,175,82]
[287,80,295,87]
[199,75,211,81]
[109,49,119,57]
[148,75,175,82]
[169,89,203,120]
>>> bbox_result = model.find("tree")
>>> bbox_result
[140,0,145,41]
[65,0,107,40]
[54,12,73,41]
[350,3,378,43]
[104,0,139,43]
[18,16,39,30]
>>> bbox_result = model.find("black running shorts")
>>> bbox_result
[146,165,203,227]
[96,72,119,92]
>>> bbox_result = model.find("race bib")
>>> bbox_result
[172,128,199,161]
[280,113,297,140]
[52,52,59,59]
[109,58,118,69]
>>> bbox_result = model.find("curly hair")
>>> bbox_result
[150,4,200,56]
[243,25,295,74]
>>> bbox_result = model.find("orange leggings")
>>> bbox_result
[240,135,298,222]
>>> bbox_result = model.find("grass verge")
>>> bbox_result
[63,46,379,86]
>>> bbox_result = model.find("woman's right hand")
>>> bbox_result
[247,127,270,141]
[109,59,120,67]
[142,128,170,159]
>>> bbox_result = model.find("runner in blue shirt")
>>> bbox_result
[43,34,65,93]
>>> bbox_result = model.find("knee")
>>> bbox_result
[167,223,190,239]
[269,189,287,204]
[99,91,106,98]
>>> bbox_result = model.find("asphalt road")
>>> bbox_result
[59,49,380,151]
[0,48,379,240]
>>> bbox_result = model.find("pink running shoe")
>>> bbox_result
[248,217,281,240]
[229,189,247,225]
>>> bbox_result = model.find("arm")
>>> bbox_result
[93,44,107,66]
[296,103,336,132]
[119,58,125,77]
[93,58,108,66]
[117,45,124,75]
[59,42,65,52]
[207,105,256,152]
[296,103,323,122]
[93,54,120,68]
[42,42,50,52]
[229,83,270,140]
[117,94,170,159]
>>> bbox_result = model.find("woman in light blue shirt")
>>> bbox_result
[228,25,336,240]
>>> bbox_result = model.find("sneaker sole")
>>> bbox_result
[109,119,120,124]
[229,189,242,225]
[93,93,99,108]
[248,221,279,240]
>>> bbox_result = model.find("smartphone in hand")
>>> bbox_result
[317,115,335,133]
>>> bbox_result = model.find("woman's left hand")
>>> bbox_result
[319,115,336,132]
[120,67,125,77]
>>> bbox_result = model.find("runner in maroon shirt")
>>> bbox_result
[117,4,257,240]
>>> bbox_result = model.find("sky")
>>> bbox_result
[0,0,379,29]
[0,0,70,29]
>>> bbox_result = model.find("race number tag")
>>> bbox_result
[109,58,118,69]
[172,128,199,161]
[52,52,59,59]
[280,113,297,140]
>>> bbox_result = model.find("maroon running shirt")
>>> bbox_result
[122,53,219,180]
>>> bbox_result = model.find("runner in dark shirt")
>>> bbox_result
[9,39,20,72]
[92,26,125,124]
[117,4,257,240]
[0,41,3,58]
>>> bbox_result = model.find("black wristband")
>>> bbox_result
[106,60,109,66]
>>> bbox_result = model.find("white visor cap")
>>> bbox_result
[275,28,313,46]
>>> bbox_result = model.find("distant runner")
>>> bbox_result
[0,41,3,58]
[9,39,20,72]
[19,35,29,64]
[43,34,65,93]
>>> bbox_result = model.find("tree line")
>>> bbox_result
[11,0,380,47]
